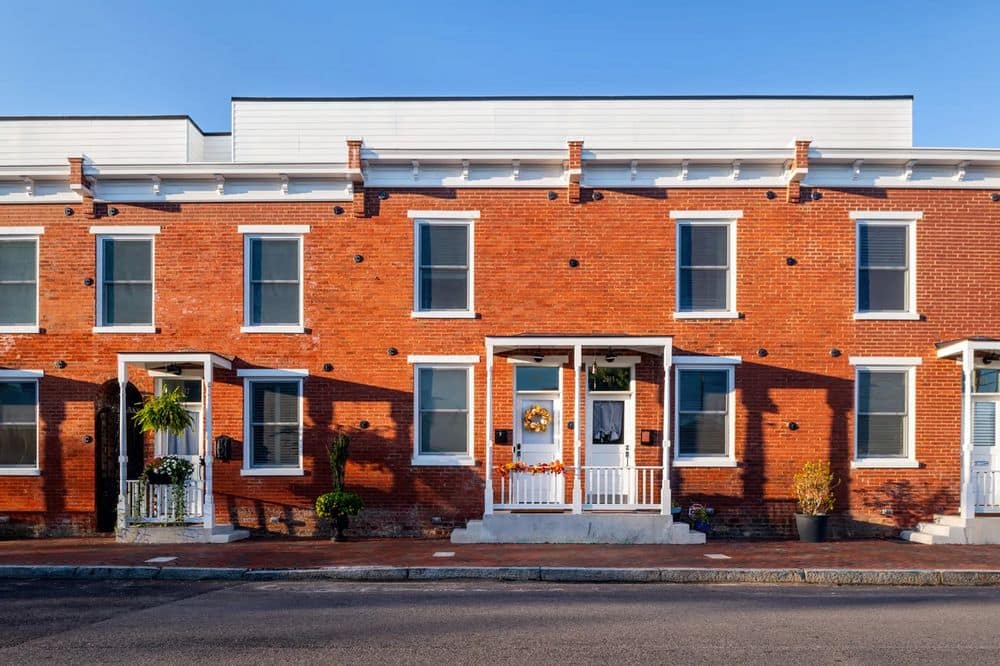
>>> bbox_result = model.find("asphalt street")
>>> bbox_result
[2,579,1000,664]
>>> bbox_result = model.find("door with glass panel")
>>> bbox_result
[584,363,635,506]
[973,366,1000,512]
[513,365,563,505]
[154,378,203,468]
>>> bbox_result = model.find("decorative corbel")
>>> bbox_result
[280,174,289,195]
[955,161,969,182]
[679,160,689,181]
[902,160,916,181]
[511,160,519,181]
[630,160,638,181]
[461,160,470,181]
[730,160,741,181]
[411,160,420,181]
[852,160,863,180]
[22,177,34,197]
[215,175,225,195]
[151,176,161,196]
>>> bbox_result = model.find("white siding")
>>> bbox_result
[233,98,913,162]
[0,119,191,165]
[202,135,232,162]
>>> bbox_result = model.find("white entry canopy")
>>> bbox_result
[116,351,232,377]
[936,336,1000,359]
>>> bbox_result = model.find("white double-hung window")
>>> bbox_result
[0,370,41,475]
[239,225,308,333]
[238,369,306,476]
[408,355,478,466]
[410,211,477,318]
[0,227,42,333]
[673,356,739,467]
[671,211,740,319]
[850,357,921,468]
[91,226,159,333]
[852,212,920,320]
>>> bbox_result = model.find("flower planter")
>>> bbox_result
[332,515,350,542]
[794,513,829,542]
[144,472,173,485]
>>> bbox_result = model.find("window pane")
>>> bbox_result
[252,424,299,467]
[516,366,560,392]
[104,284,153,325]
[420,411,468,453]
[420,225,468,266]
[588,366,630,392]
[974,402,996,447]
[251,382,299,423]
[679,370,728,412]
[166,410,200,456]
[859,225,907,268]
[678,413,727,456]
[0,240,36,281]
[0,284,36,325]
[858,371,906,414]
[418,368,467,410]
[857,415,905,457]
[858,268,906,312]
[162,380,202,402]
[679,225,727,267]
[251,283,300,325]
[592,400,624,444]
[976,369,1000,393]
[103,239,151,281]
[0,426,36,466]
[679,268,727,311]
[251,238,299,281]
[419,269,468,310]
[0,382,36,424]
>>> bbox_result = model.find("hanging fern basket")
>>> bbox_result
[132,387,194,437]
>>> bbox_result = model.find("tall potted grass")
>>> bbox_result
[315,431,365,541]
[792,461,839,542]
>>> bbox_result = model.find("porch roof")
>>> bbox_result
[116,351,233,371]
[935,337,1000,359]
[486,334,672,354]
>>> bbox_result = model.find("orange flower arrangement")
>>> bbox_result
[496,460,566,478]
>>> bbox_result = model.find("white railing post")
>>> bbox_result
[572,344,583,514]
[961,346,975,519]
[484,343,494,515]
[116,359,128,531]
[660,344,672,517]
[202,362,216,530]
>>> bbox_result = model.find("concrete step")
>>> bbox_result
[916,522,955,537]
[451,513,704,544]
[900,530,939,544]
[934,514,967,528]
[208,525,250,543]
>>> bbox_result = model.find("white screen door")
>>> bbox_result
[585,362,635,506]
[973,368,1000,512]
[513,365,563,505]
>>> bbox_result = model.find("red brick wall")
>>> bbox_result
[0,185,996,537]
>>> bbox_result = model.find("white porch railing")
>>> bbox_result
[126,479,204,523]
[582,465,661,510]
[496,472,568,509]
[974,470,1000,512]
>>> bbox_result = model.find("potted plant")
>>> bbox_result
[792,461,839,542]
[132,387,196,521]
[687,503,713,533]
[315,431,365,541]
[671,500,682,518]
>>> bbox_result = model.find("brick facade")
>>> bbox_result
[0,181,996,537]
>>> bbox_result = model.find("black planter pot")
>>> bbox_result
[144,472,173,485]
[332,515,350,542]
[795,513,829,542]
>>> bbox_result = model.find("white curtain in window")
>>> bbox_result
[593,400,624,442]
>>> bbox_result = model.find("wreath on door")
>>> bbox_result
[522,404,552,433]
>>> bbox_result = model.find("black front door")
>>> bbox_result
[94,381,143,533]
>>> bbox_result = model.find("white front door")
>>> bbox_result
[513,365,563,505]
[154,378,204,468]
[584,361,636,506]
[972,367,1000,512]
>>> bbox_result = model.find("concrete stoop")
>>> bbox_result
[450,513,707,544]
[900,515,1000,545]
[117,523,250,544]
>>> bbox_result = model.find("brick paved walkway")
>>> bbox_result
[0,537,997,570]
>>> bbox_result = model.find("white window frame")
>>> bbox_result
[410,358,476,466]
[241,231,306,334]
[0,370,42,476]
[238,369,306,476]
[673,364,737,467]
[850,356,921,468]
[851,212,920,320]
[410,212,477,319]
[0,228,42,334]
[93,232,157,333]
[670,211,740,320]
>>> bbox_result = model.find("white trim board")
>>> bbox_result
[669,210,743,219]
[0,369,44,378]
[407,210,481,219]
[236,368,310,377]
[89,226,161,235]
[849,357,923,366]
[673,355,743,365]
[407,355,480,364]
[849,211,923,220]
[237,225,311,234]
[0,227,44,235]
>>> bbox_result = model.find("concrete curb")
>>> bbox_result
[2,565,1000,585]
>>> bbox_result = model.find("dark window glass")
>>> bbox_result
[161,379,202,403]
[0,239,37,326]
[249,381,300,467]
[418,224,469,311]
[417,367,469,454]
[858,224,908,312]
[589,367,631,392]
[248,238,301,326]
[677,369,729,456]
[678,224,729,311]
[857,370,907,458]
[516,366,560,392]
[975,369,1000,393]
[0,381,37,467]
[101,238,152,325]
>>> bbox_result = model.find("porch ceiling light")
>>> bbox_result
[165,364,182,376]
[532,354,544,363]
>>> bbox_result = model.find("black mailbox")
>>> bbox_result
[215,435,233,461]
[494,429,511,445]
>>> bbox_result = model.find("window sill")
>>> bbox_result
[0,326,39,334]
[853,312,920,321]
[93,326,156,334]
[0,468,40,476]
[673,458,738,468]
[851,459,920,469]
[240,325,306,334]
[240,468,305,476]
[672,311,740,320]
[411,311,476,319]
[411,455,476,467]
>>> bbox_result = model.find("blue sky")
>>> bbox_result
[2,1,999,146]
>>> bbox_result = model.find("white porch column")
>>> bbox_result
[484,343,494,516]
[661,344,673,517]
[202,361,216,530]
[572,344,583,514]
[116,359,128,530]
[961,346,975,520]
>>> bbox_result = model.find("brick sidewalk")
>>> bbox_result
[0,537,997,570]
